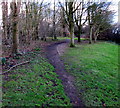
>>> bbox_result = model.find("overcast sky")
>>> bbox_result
[0,0,119,24]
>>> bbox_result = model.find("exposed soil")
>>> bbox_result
[45,39,85,107]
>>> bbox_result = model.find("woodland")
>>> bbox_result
[0,0,119,107]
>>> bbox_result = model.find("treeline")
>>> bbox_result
[1,1,63,54]
[98,25,120,44]
[1,0,119,55]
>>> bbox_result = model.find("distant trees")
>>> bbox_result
[1,0,116,55]
[113,25,120,43]
[59,0,114,45]
[1,1,52,55]
[59,0,81,47]
[41,6,51,41]
[87,2,113,43]
[24,2,31,44]
[99,24,120,43]
[74,0,87,42]
[58,3,70,37]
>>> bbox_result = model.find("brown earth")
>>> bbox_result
[45,40,85,107]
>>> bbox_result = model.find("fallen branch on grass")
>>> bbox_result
[0,61,30,75]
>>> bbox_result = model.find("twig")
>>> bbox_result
[0,61,30,75]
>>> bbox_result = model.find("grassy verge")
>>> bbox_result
[40,37,87,42]
[62,42,119,106]
[2,48,71,107]
[57,37,87,41]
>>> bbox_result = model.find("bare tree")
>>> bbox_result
[87,2,112,43]
[74,0,87,42]
[59,0,80,47]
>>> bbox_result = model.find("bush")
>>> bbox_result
[98,27,120,44]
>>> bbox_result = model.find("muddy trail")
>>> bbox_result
[45,40,84,107]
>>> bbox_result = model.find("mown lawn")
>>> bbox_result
[2,48,71,107]
[62,42,119,106]
[57,37,87,41]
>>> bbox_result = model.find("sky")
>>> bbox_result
[0,0,119,25]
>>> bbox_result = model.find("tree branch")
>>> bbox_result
[1,61,30,75]
[72,2,82,13]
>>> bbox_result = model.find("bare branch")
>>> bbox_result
[1,61,30,75]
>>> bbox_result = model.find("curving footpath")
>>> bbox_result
[45,40,84,107]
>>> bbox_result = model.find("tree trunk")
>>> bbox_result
[68,2,75,47]
[78,26,82,42]
[53,0,57,40]
[35,26,39,40]
[94,28,99,43]
[87,7,93,44]
[94,36,97,43]
[78,35,81,42]
[89,27,93,44]
[70,23,75,47]
[11,2,19,54]
[25,3,30,44]
[2,2,8,44]
[94,32,99,43]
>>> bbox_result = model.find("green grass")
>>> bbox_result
[41,37,87,42]
[62,42,119,106]
[2,49,71,107]
[57,37,87,41]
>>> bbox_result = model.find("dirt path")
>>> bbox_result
[45,40,84,107]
